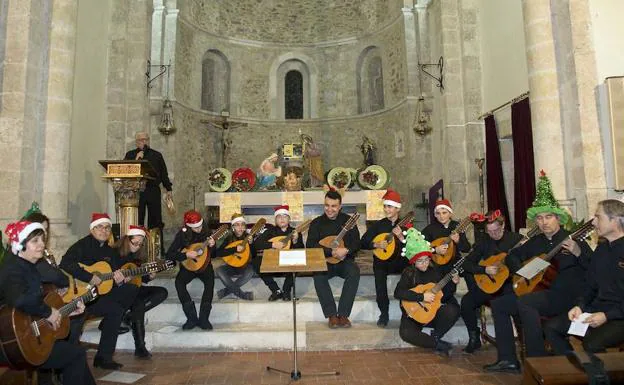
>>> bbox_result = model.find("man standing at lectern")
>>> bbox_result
[124,131,173,231]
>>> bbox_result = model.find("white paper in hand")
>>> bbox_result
[568,313,592,337]
[516,258,551,279]
[279,250,306,266]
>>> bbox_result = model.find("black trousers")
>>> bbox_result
[139,185,163,229]
[460,279,513,332]
[491,289,575,362]
[175,264,214,307]
[313,259,360,318]
[373,255,408,315]
[130,284,168,321]
[399,301,460,348]
[252,252,293,294]
[544,313,624,354]
[69,283,138,360]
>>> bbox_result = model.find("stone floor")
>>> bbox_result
[89,347,522,385]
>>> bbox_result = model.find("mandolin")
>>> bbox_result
[267,220,312,250]
[401,256,466,324]
[430,217,472,265]
[512,220,594,296]
[0,286,98,369]
[182,224,230,272]
[319,213,361,264]
[223,218,267,268]
[474,226,541,294]
[372,211,415,261]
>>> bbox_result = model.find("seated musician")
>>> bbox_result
[0,220,96,385]
[544,199,624,354]
[166,210,215,330]
[60,213,139,370]
[460,210,524,353]
[113,225,168,357]
[422,199,471,276]
[253,205,304,301]
[306,190,361,329]
[360,189,408,328]
[394,227,460,357]
[214,213,256,301]
[484,172,591,373]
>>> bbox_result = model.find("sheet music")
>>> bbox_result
[516,258,551,279]
[568,313,591,337]
[279,250,307,266]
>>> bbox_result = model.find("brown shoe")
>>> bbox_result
[328,315,340,329]
[338,316,351,328]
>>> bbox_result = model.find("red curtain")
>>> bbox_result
[511,98,536,230]
[485,115,512,230]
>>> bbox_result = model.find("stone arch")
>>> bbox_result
[357,46,385,114]
[269,52,318,119]
[201,49,230,113]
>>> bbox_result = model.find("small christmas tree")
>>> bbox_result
[526,170,569,225]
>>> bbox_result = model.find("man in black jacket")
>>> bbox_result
[60,213,139,370]
[544,199,624,354]
[124,131,172,231]
[307,190,360,328]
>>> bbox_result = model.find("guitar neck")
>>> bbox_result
[385,212,415,242]
[431,256,466,293]
[542,221,593,262]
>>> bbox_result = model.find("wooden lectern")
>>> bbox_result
[99,160,156,257]
[261,248,339,381]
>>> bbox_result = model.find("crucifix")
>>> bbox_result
[200,113,248,168]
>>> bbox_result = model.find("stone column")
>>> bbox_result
[521,0,568,199]
[164,0,178,100]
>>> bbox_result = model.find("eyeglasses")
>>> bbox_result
[414,258,430,265]
[93,225,112,232]
[130,240,143,248]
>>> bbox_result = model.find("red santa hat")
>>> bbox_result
[434,199,453,214]
[274,205,290,217]
[183,210,203,228]
[230,212,246,225]
[127,225,147,238]
[5,220,45,254]
[382,189,402,208]
[90,213,112,230]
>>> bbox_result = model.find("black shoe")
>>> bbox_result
[182,319,197,330]
[483,360,521,374]
[376,312,389,328]
[282,292,291,301]
[199,320,213,330]
[463,328,482,354]
[134,345,152,359]
[433,336,453,357]
[268,289,283,301]
[93,356,123,370]
[131,319,152,359]
[198,301,213,330]
[181,302,199,330]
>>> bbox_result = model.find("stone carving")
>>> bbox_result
[360,136,376,167]
[302,134,324,188]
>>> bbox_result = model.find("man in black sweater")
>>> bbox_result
[545,199,624,354]
[360,188,408,327]
[124,131,172,231]
[307,190,360,328]
[60,213,139,370]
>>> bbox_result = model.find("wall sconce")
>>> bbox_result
[413,96,432,136]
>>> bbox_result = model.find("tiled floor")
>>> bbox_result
[90,347,522,385]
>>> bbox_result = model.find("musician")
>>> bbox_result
[360,189,408,327]
[113,225,168,357]
[253,205,304,301]
[166,210,215,330]
[460,210,524,353]
[214,213,256,301]
[544,199,624,354]
[394,227,460,357]
[421,199,471,277]
[0,220,96,385]
[484,181,591,373]
[307,190,361,328]
[60,213,139,370]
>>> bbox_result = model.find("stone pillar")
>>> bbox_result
[163,0,178,100]
[521,0,568,199]
[402,0,420,97]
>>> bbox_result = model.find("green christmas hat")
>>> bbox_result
[526,170,569,225]
[400,226,433,264]
[21,202,41,220]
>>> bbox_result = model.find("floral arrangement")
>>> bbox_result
[208,169,226,188]
[362,170,379,186]
[331,171,350,189]
[233,177,252,192]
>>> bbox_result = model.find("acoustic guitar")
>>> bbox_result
[430,217,472,265]
[223,218,267,268]
[62,260,171,303]
[401,255,466,324]
[124,259,176,287]
[181,224,230,272]
[474,226,541,294]
[267,220,312,250]
[372,211,415,261]
[0,286,98,370]
[512,220,594,296]
[319,213,361,264]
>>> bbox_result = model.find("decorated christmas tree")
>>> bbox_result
[526,170,569,225]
